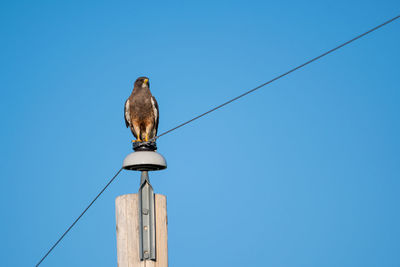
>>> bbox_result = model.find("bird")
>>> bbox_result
[124,77,159,142]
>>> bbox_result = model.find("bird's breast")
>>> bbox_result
[130,96,154,120]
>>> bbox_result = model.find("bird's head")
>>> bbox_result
[134,76,150,89]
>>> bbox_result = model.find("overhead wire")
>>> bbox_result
[155,14,400,140]
[36,14,399,266]
[36,167,123,267]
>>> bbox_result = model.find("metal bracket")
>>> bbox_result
[138,171,156,261]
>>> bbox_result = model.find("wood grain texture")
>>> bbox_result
[116,194,168,267]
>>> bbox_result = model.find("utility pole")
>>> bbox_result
[116,142,168,267]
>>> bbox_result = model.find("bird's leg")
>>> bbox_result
[144,123,154,143]
[132,125,142,143]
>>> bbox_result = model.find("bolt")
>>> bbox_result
[144,251,149,259]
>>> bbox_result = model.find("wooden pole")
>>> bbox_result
[116,194,168,267]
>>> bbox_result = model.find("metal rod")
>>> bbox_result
[138,171,156,261]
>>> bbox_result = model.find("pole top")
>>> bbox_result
[123,141,167,171]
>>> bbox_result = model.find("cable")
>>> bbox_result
[155,14,400,140]
[35,167,123,267]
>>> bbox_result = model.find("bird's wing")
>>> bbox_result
[151,96,159,135]
[124,99,131,128]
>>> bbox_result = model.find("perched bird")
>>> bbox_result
[124,77,159,142]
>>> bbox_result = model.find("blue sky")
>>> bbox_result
[1,1,400,266]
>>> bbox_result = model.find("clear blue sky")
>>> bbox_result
[1,1,399,266]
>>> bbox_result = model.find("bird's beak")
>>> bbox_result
[144,78,149,84]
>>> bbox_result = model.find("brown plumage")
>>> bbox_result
[124,77,159,142]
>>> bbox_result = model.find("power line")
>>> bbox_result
[36,167,123,267]
[155,14,400,140]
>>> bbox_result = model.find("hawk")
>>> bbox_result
[124,77,159,142]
